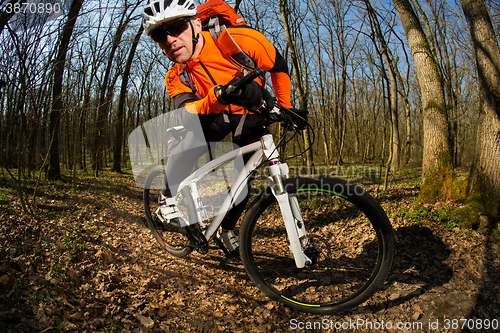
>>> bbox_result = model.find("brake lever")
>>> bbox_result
[275,105,308,131]
[249,100,273,119]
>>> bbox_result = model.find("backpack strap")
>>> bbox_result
[204,17,256,71]
[207,16,222,39]
[233,108,247,140]
[180,64,203,99]
[215,27,256,71]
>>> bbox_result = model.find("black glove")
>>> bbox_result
[290,108,309,130]
[217,77,273,111]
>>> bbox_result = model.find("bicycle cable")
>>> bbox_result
[214,112,315,215]
[273,108,316,164]
[279,126,315,163]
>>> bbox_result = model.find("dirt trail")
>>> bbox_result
[1,178,499,332]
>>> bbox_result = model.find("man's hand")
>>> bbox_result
[216,77,273,111]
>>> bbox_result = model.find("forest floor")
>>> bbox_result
[0,167,499,332]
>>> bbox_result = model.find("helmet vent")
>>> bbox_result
[142,0,197,36]
[144,7,153,16]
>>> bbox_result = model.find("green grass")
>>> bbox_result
[394,203,456,227]
[61,225,87,260]
[0,193,10,205]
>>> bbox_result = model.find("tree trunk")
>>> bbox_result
[461,0,500,218]
[0,0,20,35]
[233,0,243,14]
[392,0,454,202]
[404,97,412,164]
[48,0,84,180]
[312,8,330,166]
[93,8,130,177]
[364,0,400,171]
[112,24,143,172]
[278,0,313,172]
[425,0,459,166]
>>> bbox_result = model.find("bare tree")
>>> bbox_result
[233,0,243,14]
[48,0,84,180]
[93,1,140,177]
[309,1,332,165]
[322,0,361,166]
[364,0,400,173]
[0,0,20,35]
[278,0,314,172]
[112,24,144,173]
[460,0,500,220]
[392,0,455,202]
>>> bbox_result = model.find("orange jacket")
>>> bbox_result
[165,27,292,115]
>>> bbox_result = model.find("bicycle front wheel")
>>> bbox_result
[143,165,193,257]
[240,177,394,314]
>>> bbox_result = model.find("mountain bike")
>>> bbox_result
[139,69,394,314]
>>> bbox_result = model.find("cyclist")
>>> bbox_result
[142,0,292,256]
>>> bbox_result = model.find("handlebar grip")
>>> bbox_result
[276,105,309,130]
[226,68,265,95]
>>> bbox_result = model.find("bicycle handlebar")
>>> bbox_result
[226,68,265,95]
[272,105,309,131]
[226,68,309,131]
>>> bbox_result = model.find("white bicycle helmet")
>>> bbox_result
[143,0,197,36]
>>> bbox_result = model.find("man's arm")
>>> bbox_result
[269,53,293,108]
[166,67,227,115]
[229,27,293,108]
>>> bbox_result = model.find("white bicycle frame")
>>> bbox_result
[174,132,311,268]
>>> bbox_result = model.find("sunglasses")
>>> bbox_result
[150,18,191,43]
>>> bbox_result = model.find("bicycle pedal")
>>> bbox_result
[167,218,181,228]
[186,225,209,254]
[213,235,237,258]
[158,206,180,220]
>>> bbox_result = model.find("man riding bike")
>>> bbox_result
[142,0,293,256]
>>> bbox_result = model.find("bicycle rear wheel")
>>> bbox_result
[143,165,193,257]
[240,177,394,314]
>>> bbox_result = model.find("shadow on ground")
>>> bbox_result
[352,225,453,313]
[467,230,500,330]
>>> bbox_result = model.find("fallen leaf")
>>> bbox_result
[136,314,154,328]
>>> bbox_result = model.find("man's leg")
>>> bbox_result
[220,114,267,229]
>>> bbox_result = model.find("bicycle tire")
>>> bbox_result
[143,165,193,257]
[240,177,394,314]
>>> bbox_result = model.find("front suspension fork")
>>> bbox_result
[267,162,310,268]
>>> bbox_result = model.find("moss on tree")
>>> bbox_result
[451,170,500,229]
[418,149,465,203]
[417,149,495,229]
[450,194,485,229]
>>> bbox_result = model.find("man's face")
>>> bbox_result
[151,18,201,63]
